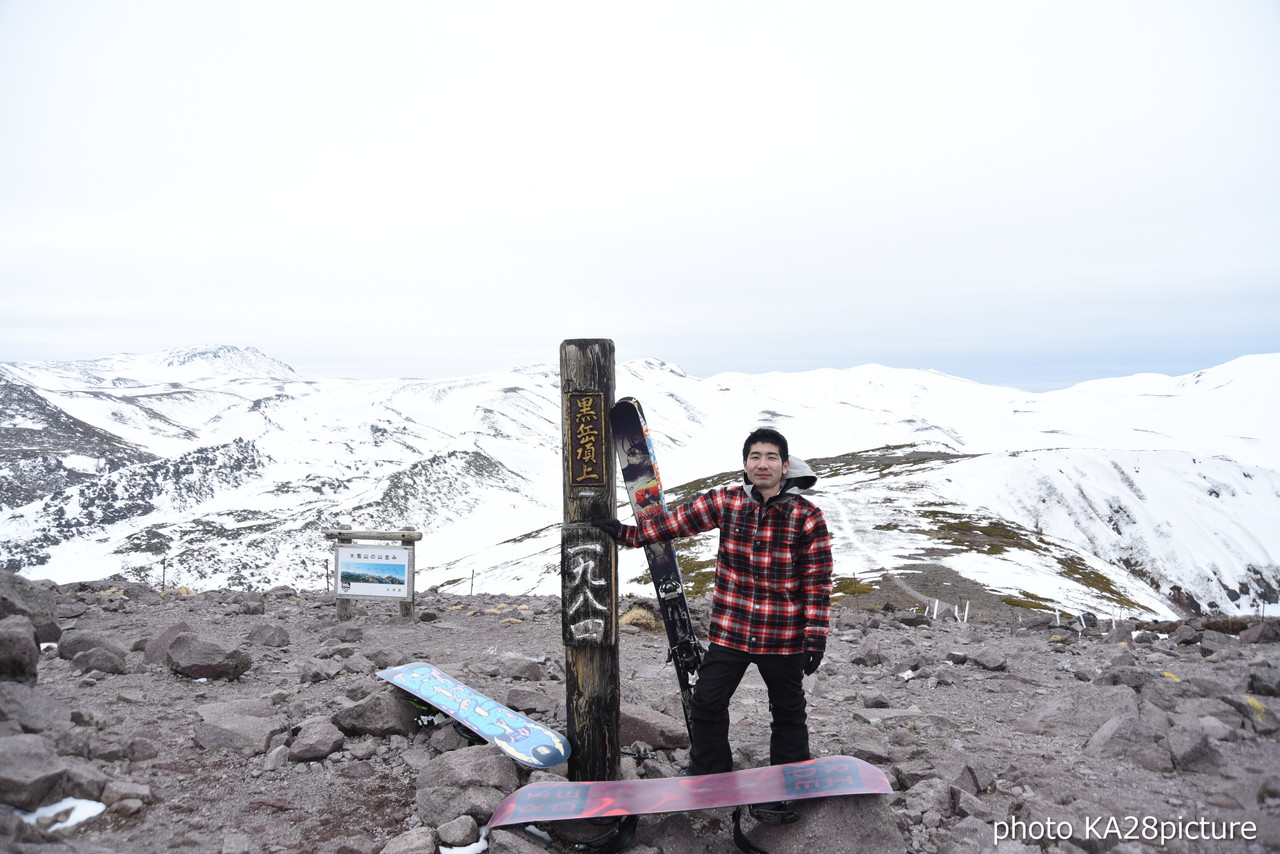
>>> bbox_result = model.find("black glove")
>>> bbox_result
[803,651,823,675]
[591,518,622,539]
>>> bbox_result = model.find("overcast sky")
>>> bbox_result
[2,1,1277,390]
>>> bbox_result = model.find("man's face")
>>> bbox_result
[744,442,789,494]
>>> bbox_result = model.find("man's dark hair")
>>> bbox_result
[742,428,789,462]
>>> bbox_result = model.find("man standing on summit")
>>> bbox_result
[594,427,833,788]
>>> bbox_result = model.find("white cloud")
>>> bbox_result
[1,1,1277,387]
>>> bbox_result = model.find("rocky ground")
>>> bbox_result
[2,570,1279,854]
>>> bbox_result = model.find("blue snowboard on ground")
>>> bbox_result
[377,661,570,769]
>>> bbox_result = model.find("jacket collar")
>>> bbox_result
[739,455,817,506]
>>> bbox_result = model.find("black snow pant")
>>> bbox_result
[686,642,810,776]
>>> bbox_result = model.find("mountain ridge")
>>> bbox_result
[1,346,1276,619]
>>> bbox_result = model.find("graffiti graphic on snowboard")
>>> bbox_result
[489,755,892,826]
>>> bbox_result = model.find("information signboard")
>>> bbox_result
[334,544,413,600]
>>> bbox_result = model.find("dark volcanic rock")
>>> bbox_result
[620,701,690,750]
[1015,683,1139,737]
[331,688,420,737]
[288,717,345,761]
[1241,620,1280,644]
[0,680,73,735]
[0,733,66,811]
[741,795,901,854]
[247,622,291,647]
[193,700,288,755]
[0,571,58,623]
[142,621,192,664]
[165,632,252,680]
[56,630,128,663]
[1251,663,1280,697]
[70,646,128,676]
[415,744,520,826]
[0,616,40,685]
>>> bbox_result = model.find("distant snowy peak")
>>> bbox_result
[619,357,689,378]
[1176,353,1280,390]
[128,346,301,382]
[1058,354,1280,396]
[0,346,301,390]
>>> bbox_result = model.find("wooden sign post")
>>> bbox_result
[323,526,420,622]
[560,339,620,783]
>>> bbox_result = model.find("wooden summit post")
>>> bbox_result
[560,339,620,782]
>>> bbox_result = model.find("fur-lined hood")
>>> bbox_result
[740,455,817,498]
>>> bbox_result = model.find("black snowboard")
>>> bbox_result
[609,397,703,734]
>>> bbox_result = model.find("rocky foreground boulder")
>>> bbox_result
[0,572,1277,853]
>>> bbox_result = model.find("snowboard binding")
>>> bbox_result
[732,803,801,854]
[747,802,799,825]
[562,815,639,854]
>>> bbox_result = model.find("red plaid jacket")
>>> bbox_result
[618,482,832,655]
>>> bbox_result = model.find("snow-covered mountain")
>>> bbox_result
[2,346,1277,620]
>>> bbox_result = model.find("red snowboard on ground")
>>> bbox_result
[488,755,892,828]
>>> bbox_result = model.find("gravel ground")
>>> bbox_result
[5,573,1279,854]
